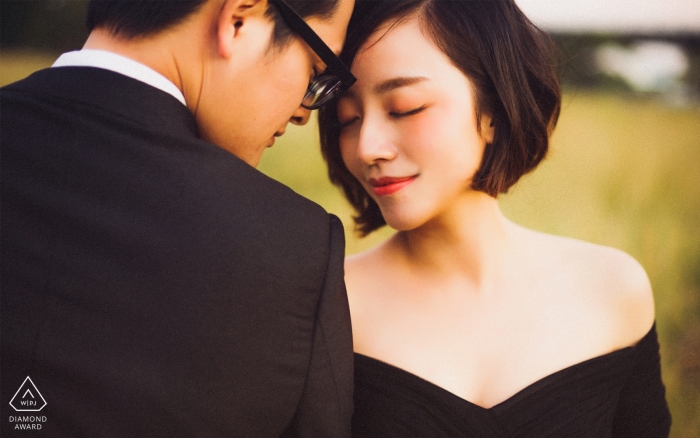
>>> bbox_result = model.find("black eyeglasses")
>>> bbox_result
[269,0,356,109]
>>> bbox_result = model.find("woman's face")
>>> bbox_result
[337,17,493,231]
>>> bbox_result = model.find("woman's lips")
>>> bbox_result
[369,176,417,196]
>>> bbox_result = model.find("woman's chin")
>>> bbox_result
[381,213,425,233]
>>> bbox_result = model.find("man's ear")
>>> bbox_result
[217,0,269,58]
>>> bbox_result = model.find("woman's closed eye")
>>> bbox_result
[336,98,359,129]
[336,116,358,129]
[337,104,427,129]
[390,105,427,118]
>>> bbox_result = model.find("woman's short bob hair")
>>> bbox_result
[319,0,561,236]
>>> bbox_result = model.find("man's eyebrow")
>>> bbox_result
[375,76,428,94]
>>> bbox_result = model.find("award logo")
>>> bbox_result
[9,377,47,412]
[8,377,48,430]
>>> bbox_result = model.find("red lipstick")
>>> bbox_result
[369,176,417,196]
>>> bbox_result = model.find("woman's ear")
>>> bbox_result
[216,0,269,58]
[481,114,495,144]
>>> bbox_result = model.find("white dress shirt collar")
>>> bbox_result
[53,49,186,106]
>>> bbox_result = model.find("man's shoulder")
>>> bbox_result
[0,67,341,251]
[240,167,333,228]
[0,69,50,102]
[1,67,88,96]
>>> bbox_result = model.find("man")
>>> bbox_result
[0,0,354,436]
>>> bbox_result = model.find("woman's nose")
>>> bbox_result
[356,120,398,165]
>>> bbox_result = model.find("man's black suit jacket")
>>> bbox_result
[0,67,352,437]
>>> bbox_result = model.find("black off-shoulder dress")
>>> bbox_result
[353,324,671,437]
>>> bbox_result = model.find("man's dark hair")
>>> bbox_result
[318,0,561,236]
[86,0,339,46]
[86,1,208,37]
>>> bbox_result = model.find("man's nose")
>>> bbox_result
[290,106,312,126]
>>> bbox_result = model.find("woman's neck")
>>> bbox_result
[392,191,515,294]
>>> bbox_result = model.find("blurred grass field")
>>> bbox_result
[3,53,699,436]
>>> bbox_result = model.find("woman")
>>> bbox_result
[318,0,672,436]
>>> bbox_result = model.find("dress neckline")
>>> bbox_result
[354,323,655,413]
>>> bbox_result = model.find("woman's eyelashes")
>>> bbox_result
[336,116,358,129]
[337,105,427,129]
[389,105,427,118]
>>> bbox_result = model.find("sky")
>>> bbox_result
[515,0,700,33]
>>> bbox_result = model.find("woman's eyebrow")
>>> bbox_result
[339,76,428,101]
[374,76,428,94]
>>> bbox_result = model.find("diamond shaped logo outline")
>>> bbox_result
[9,376,47,412]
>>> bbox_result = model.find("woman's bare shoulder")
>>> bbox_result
[524,228,656,346]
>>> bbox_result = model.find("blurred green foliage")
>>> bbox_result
[2,50,699,436]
